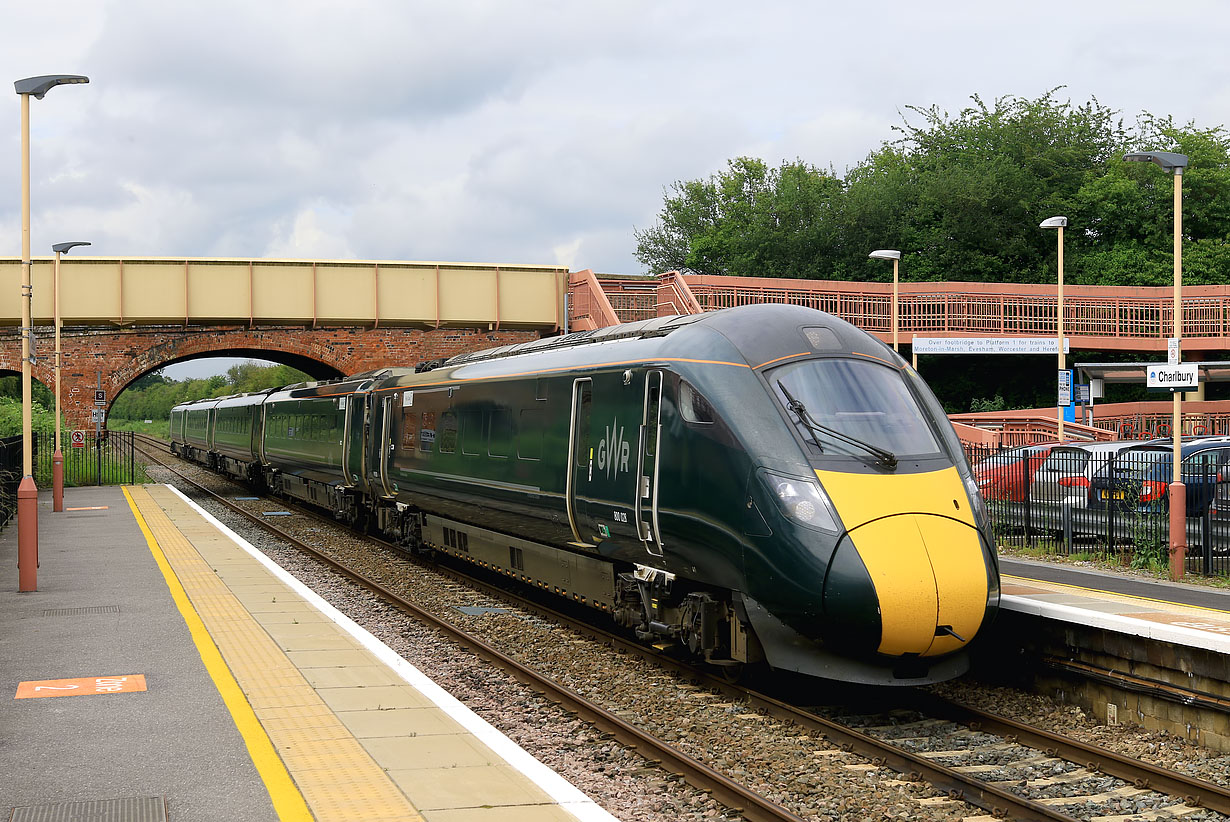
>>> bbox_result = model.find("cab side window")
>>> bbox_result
[679,381,714,425]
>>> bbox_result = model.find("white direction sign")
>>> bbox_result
[913,337,1070,355]
[1147,363,1199,390]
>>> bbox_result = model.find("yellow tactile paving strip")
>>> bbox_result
[128,485,423,822]
[1003,574,1230,617]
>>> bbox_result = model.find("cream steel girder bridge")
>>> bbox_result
[0,256,566,428]
[0,257,567,329]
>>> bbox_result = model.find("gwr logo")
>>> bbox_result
[597,419,630,480]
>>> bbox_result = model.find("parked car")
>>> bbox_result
[1028,442,1143,509]
[1088,441,1230,516]
[973,443,1056,502]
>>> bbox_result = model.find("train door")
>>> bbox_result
[376,394,397,497]
[635,370,665,556]
[566,378,593,546]
[344,382,373,489]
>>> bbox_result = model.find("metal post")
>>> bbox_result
[17,91,37,591]
[1057,225,1065,443]
[95,371,102,486]
[892,257,899,352]
[52,249,63,511]
[1170,170,1186,579]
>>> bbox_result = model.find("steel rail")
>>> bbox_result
[135,435,1212,820]
[913,690,1230,815]
[133,439,808,822]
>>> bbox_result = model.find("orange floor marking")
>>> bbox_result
[65,506,110,511]
[15,674,146,699]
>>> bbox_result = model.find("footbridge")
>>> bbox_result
[0,257,565,428]
[6,257,1229,433]
[568,270,1230,357]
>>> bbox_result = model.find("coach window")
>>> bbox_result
[489,407,513,458]
[460,407,484,456]
[420,411,436,453]
[438,410,458,454]
[518,409,543,460]
[401,412,418,452]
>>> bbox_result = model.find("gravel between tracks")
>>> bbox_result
[143,458,1230,821]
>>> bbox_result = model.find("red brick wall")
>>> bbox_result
[0,325,541,429]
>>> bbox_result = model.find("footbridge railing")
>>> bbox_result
[571,272,1230,353]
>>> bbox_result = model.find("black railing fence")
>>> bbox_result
[967,441,1230,576]
[0,434,21,529]
[0,429,140,528]
[33,428,138,488]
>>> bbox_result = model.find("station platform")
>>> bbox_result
[1000,556,1230,655]
[1,484,618,822]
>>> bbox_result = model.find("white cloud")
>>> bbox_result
[0,0,1227,278]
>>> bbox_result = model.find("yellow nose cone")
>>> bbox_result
[847,513,988,656]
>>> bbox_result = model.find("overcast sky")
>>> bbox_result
[2,1,1228,378]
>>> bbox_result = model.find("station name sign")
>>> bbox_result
[1146,363,1199,391]
[913,337,1070,355]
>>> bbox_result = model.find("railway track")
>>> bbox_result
[132,434,1230,822]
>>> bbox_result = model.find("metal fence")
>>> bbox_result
[32,428,138,488]
[0,429,140,529]
[967,442,1230,576]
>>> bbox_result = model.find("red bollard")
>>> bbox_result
[1169,481,1187,581]
[52,447,63,513]
[17,475,38,592]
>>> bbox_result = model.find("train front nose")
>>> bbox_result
[823,513,989,657]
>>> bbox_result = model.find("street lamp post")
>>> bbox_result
[1125,149,1189,580]
[14,74,89,592]
[869,250,903,351]
[1040,217,1068,442]
[51,241,90,513]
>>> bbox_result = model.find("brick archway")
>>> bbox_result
[0,324,540,429]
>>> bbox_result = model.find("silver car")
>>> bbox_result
[1029,441,1143,508]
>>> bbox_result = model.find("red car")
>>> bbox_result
[973,443,1057,502]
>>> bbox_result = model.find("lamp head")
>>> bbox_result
[1123,151,1189,173]
[14,74,89,100]
[868,249,902,261]
[52,241,91,255]
[1040,216,1068,229]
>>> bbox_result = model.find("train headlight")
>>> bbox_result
[764,470,840,532]
[963,473,990,529]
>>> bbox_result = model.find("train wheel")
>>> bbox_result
[711,660,744,683]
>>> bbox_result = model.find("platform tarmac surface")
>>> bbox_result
[1,485,617,822]
[1000,556,1230,653]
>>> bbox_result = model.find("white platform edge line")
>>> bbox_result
[162,485,620,822]
[1001,594,1230,654]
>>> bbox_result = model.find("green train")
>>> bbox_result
[170,304,1000,684]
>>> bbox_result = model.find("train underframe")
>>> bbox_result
[187,450,764,673]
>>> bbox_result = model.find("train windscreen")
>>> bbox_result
[771,358,942,460]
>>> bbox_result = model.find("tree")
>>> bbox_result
[634,91,1230,288]
[634,158,843,276]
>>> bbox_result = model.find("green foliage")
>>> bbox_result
[109,361,312,424]
[969,394,1006,413]
[0,376,54,408]
[636,90,1230,288]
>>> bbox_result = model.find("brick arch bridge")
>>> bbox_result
[0,324,539,430]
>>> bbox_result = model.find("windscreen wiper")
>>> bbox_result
[777,380,898,470]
